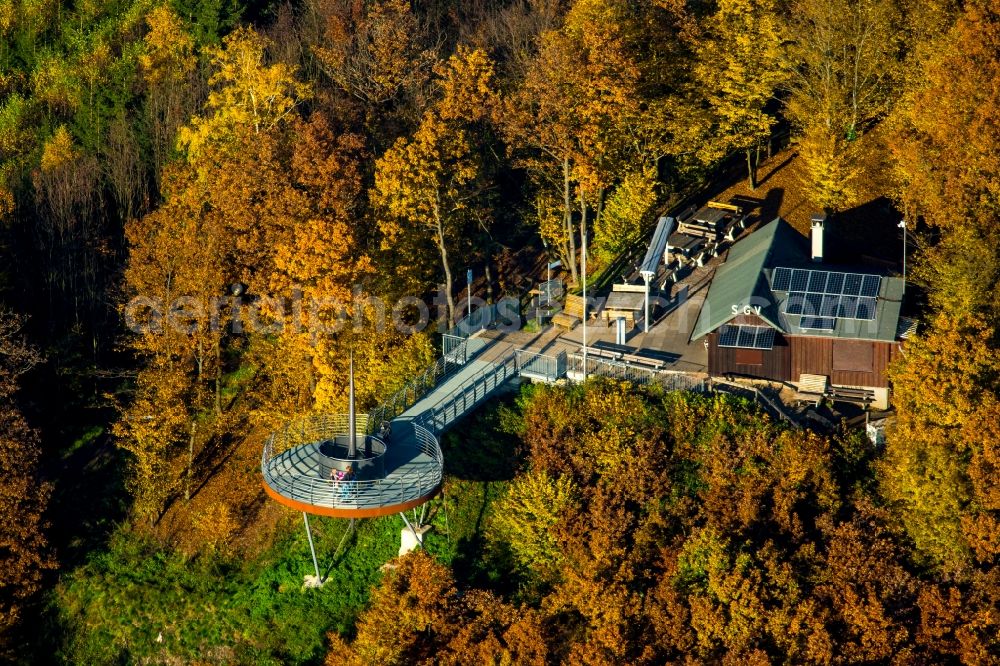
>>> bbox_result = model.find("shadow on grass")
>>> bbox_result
[440,391,526,482]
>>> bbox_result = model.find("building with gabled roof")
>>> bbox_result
[689,217,905,408]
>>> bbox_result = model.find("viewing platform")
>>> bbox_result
[261,414,443,518]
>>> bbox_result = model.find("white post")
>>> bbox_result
[582,229,588,381]
[898,219,907,295]
[348,352,356,458]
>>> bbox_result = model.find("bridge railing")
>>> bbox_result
[262,421,442,509]
[367,336,475,434]
[417,354,519,434]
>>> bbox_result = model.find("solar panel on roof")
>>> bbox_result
[755,327,775,348]
[718,325,739,346]
[718,324,775,349]
[808,270,828,292]
[843,273,863,296]
[820,294,840,318]
[771,267,792,291]
[789,269,810,292]
[771,266,884,329]
[784,292,806,315]
[839,296,858,319]
[856,297,877,320]
[861,274,881,297]
[805,292,823,316]
[800,316,836,330]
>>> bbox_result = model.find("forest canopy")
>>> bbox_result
[1,0,999,663]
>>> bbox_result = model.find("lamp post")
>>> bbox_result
[466,268,473,320]
[582,228,588,382]
[898,219,907,296]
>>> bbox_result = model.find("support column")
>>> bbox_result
[643,273,652,333]
[399,511,431,557]
[303,512,323,587]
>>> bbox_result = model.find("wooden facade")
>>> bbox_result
[708,325,899,388]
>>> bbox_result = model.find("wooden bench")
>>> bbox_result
[677,219,719,240]
[795,373,828,406]
[828,386,875,406]
[707,200,743,214]
[552,294,586,329]
[623,353,666,370]
[580,345,621,361]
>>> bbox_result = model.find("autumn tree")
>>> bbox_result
[880,2,1000,573]
[782,0,904,212]
[140,5,200,186]
[0,310,52,655]
[692,0,788,189]
[312,0,437,139]
[591,168,659,268]
[489,468,576,586]
[328,551,550,666]
[120,27,314,522]
[505,0,691,283]
[373,47,496,323]
[327,551,460,665]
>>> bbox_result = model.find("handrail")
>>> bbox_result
[568,353,706,392]
[367,336,473,434]
[417,353,518,433]
[443,303,498,339]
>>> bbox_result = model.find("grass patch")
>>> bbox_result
[51,515,400,666]
[60,425,104,459]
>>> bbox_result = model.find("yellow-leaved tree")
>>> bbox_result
[178,26,310,160]
[373,47,496,323]
[782,0,903,212]
[879,2,1000,573]
[693,0,787,189]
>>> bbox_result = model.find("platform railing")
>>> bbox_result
[269,413,370,456]
[261,421,442,509]
[515,349,567,382]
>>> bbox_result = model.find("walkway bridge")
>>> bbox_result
[262,328,705,518]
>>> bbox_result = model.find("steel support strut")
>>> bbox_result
[303,512,321,582]
[400,511,425,549]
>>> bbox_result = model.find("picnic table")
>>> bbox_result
[668,233,705,262]
[602,289,645,327]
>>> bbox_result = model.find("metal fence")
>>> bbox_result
[443,333,468,364]
[515,349,567,383]
[443,303,499,339]
[568,354,706,392]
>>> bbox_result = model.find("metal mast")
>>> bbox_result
[348,352,357,458]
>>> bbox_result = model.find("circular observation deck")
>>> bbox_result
[261,414,443,518]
